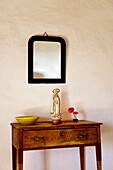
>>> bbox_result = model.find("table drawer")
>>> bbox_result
[23,127,97,149]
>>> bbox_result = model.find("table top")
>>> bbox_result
[11,120,102,130]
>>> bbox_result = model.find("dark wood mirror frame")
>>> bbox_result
[28,35,66,84]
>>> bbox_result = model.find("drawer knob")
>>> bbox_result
[60,132,64,136]
[34,136,45,142]
[78,134,88,139]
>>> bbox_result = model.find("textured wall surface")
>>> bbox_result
[0,0,113,170]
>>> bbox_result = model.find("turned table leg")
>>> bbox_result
[12,145,17,170]
[80,146,85,170]
[18,149,23,170]
[96,143,102,170]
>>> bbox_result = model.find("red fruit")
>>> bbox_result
[68,107,74,113]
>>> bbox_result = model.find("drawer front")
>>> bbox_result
[23,127,97,149]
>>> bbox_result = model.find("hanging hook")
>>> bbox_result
[43,32,48,36]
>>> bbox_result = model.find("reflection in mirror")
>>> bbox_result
[33,42,61,79]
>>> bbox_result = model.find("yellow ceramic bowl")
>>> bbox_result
[15,116,40,125]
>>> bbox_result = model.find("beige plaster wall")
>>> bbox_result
[0,0,113,169]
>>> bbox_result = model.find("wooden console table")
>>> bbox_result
[11,120,102,170]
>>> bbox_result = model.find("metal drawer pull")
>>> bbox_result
[34,136,46,142]
[60,132,64,136]
[78,134,88,139]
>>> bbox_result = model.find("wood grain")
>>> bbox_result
[11,120,102,170]
[23,127,97,149]
[12,145,17,170]
[11,120,102,130]
[12,126,19,149]
[80,146,85,170]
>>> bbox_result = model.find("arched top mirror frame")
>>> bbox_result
[28,35,66,84]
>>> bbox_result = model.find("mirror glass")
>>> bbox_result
[33,41,61,79]
[28,35,66,83]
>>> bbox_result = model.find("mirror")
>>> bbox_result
[33,41,61,79]
[28,35,66,83]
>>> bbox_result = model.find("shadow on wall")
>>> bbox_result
[60,90,71,120]
[62,35,69,79]
[23,106,113,170]
[23,106,51,121]
[61,91,87,120]
[22,103,87,121]
[101,122,113,145]
[83,109,113,145]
